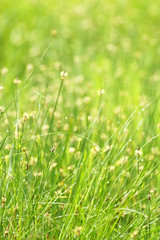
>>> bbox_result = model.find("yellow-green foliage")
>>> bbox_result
[0,0,160,239]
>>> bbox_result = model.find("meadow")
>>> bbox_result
[0,0,160,239]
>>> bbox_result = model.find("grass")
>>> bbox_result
[0,0,160,239]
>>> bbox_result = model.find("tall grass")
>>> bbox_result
[0,0,160,239]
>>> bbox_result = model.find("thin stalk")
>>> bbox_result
[44,77,64,152]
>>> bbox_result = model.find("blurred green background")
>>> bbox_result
[1,0,160,103]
